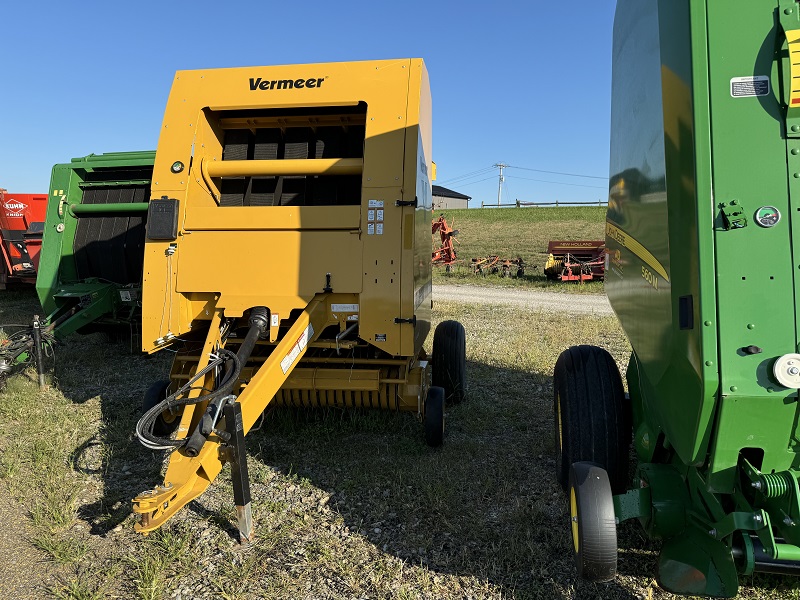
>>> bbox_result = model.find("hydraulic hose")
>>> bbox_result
[183,307,269,457]
[135,348,241,451]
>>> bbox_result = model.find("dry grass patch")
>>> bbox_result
[1,288,798,598]
[432,207,606,293]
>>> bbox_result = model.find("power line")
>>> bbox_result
[505,174,607,190]
[436,166,495,185]
[507,164,607,180]
[447,176,497,188]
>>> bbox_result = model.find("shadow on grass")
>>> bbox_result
[234,358,642,599]
[47,333,795,599]
[53,334,172,536]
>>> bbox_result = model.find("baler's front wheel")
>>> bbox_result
[432,320,467,404]
[569,461,617,582]
[424,386,445,447]
[553,345,629,494]
[142,379,181,437]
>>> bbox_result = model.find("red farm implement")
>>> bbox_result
[432,215,459,270]
[544,240,606,283]
[0,188,48,288]
[471,255,525,277]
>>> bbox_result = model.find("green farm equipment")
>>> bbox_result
[36,151,155,340]
[554,1,800,596]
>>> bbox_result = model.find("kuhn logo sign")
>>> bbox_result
[249,77,325,91]
[3,200,27,216]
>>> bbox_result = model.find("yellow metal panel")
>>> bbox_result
[175,230,363,314]
[203,157,363,178]
[143,58,430,356]
[183,206,359,231]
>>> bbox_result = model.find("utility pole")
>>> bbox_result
[493,163,507,206]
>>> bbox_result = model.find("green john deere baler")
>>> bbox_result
[37,151,155,340]
[555,1,800,596]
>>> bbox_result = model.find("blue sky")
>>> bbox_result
[0,1,615,206]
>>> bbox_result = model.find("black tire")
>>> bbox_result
[424,386,445,447]
[432,320,467,404]
[553,345,629,494]
[143,379,180,437]
[569,461,617,581]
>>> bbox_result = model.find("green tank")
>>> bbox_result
[37,151,155,339]
[554,1,800,595]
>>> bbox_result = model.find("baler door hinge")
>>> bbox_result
[394,316,417,326]
[720,201,748,230]
[395,198,418,207]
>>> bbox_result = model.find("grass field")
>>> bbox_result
[431,206,607,293]
[2,289,800,599]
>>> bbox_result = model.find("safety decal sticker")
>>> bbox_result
[730,76,769,98]
[280,324,314,374]
[606,222,669,283]
[368,199,384,208]
[331,304,358,312]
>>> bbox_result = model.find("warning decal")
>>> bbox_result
[280,324,314,374]
[730,76,769,98]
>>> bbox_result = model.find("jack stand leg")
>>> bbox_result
[224,401,254,543]
[32,316,46,389]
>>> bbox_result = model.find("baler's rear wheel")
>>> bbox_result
[424,386,445,447]
[553,345,629,494]
[432,320,467,404]
[569,461,617,581]
[143,379,181,437]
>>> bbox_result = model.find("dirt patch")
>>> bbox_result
[0,481,61,597]
[434,283,613,315]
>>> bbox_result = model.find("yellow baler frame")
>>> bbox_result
[133,59,435,535]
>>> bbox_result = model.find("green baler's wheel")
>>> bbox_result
[143,379,181,437]
[569,461,617,582]
[553,345,630,494]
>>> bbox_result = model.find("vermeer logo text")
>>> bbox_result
[249,77,324,91]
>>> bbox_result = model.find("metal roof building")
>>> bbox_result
[432,185,471,210]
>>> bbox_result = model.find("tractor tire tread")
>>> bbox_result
[432,320,467,405]
[554,345,629,494]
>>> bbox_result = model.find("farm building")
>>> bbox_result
[432,185,471,210]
